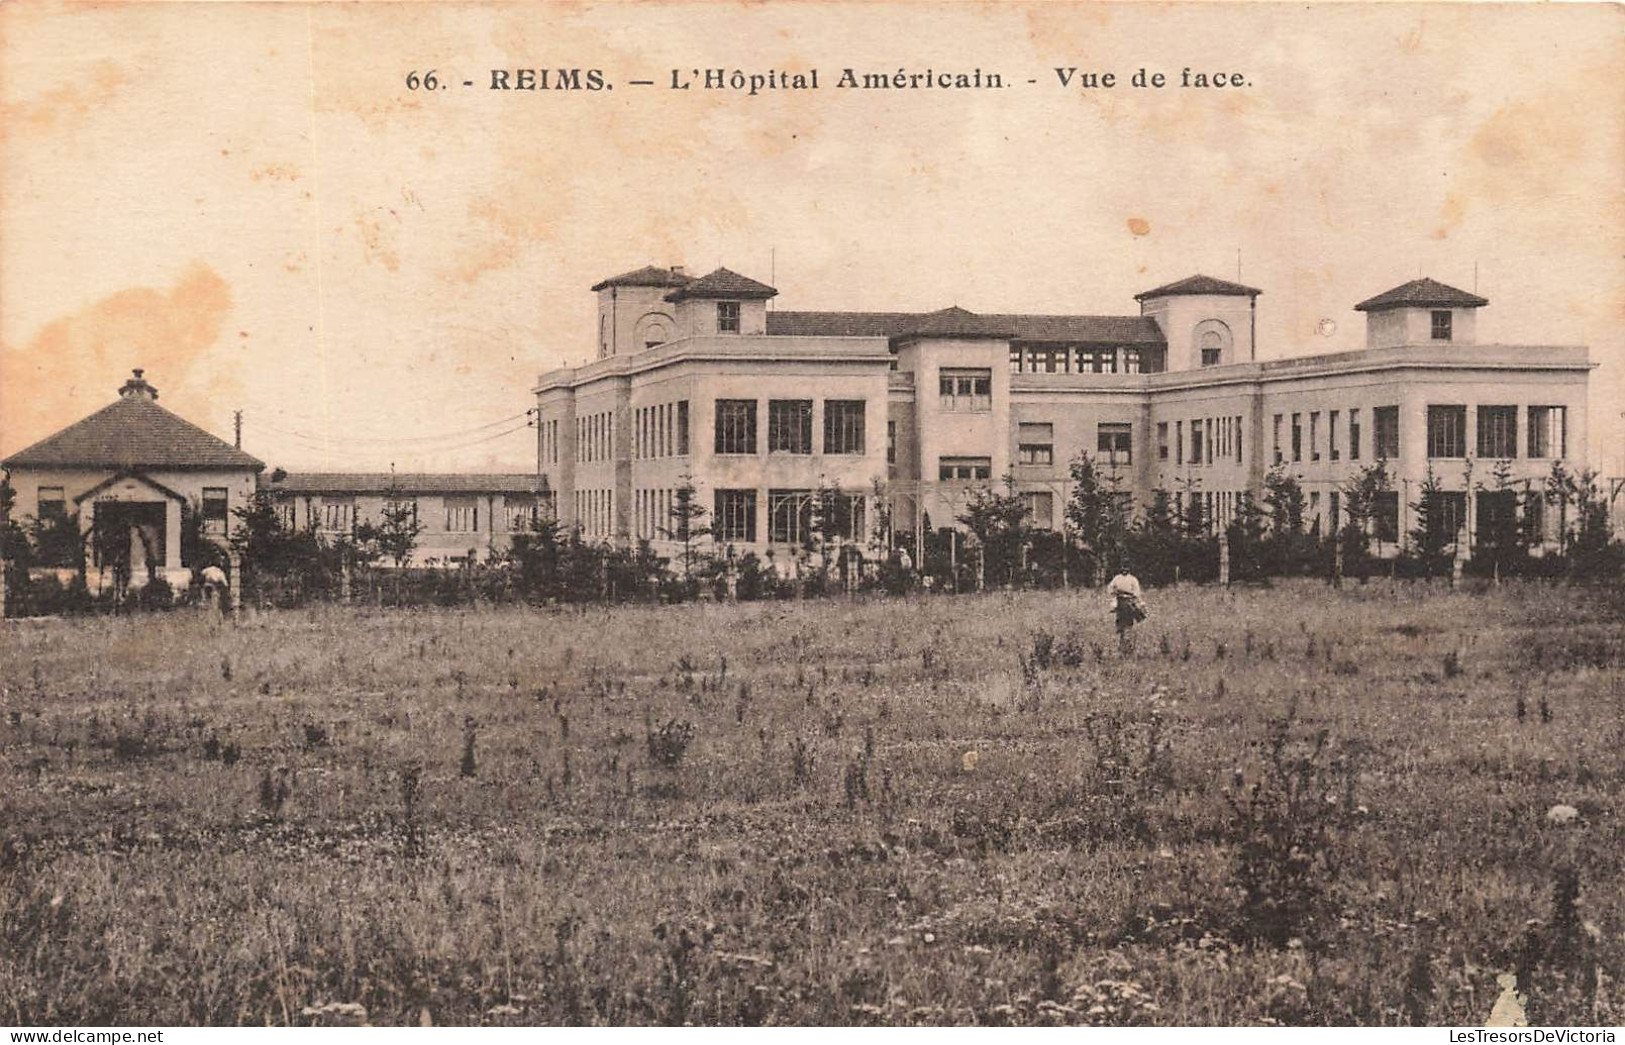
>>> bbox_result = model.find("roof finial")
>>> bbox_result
[119,369,158,401]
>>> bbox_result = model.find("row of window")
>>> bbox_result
[1425,404,1567,460]
[577,411,615,464]
[1274,407,1387,465]
[634,401,690,460]
[539,420,561,466]
[711,489,869,545]
[1005,421,1136,473]
[1157,416,1244,467]
[290,496,540,535]
[634,488,679,542]
[939,368,992,412]
[575,489,615,538]
[1008,345,1154,375]
[715,399,867,456]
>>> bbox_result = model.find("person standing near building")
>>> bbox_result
[1106,562,1148,653]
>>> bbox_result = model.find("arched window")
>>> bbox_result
[1194,320,1233,367]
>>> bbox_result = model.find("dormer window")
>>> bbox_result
[717,301,741,334]
[1431,310,1452,341]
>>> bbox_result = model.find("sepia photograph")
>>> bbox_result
[1,0,1622,1033]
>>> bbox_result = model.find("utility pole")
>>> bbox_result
[234,410,243,449]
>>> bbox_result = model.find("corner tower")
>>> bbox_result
[590,265,693,359]
[1353,277,1487,349]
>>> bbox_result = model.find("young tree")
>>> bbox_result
[1066,452,1129,582]
[1227,491,1269,583]
[1340,459,1393,569]
[1262,464,1307,575]
[1473,457,1521,576]
[373,484,425,568]
[508,512,564,601]
[658,473,712,578]
[956,474,1030,588]
[1130,487,1181,586]
[1407,465,1452,574]
[806,477,854,588]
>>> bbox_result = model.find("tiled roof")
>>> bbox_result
[1354,277,1488,312]
[590,265,694,292]
[1135,274,1263,301]
[2,395,264,471]
[766,310,1165,345]
[664,267,779,302]
[266,473,544,495]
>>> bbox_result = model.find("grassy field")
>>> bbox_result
[2,580,1622,1026]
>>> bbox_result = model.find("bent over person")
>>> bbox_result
[1106,563,1148,653]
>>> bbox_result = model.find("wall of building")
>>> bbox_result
[597,284,679,359]
[276,490,541,563]
[1141,294,1257,370]
[1365,306,1478,349]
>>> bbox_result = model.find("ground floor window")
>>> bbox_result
[768,489,812,545]
[714,489,756,543]
[1021,491,1054,529]
[1373,491,1400,543]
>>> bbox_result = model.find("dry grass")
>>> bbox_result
[2,580,1621,1026]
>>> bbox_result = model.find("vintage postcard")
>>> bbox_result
[1,0,1621,1032]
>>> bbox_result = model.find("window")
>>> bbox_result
[1290,413,1302,462]
[1191,420,1205,466]
[1157,422,1169,461]
[322,499,354,533]
[717,301,741,334]
[714,399,757,454]
[1235,414,1244,463]
[714,489,757,543]
[1123,348,1142,374]
[1528,406,1567,459]
[445,498,478,533]
[768,489,812,544]
[1477,406,1518,459]
[1523,493,1546,542]
[676,401,690,456]
[1272,414,1283,465]
[1009,345,1023,373]
[1374,491,1400,542]
[1329,490,1341,532]
[1477,490,1516,543]
[506,496,536,533]
[1349,409,1361,461]
[938,457,992,481]
[201,487,229,535]
[1306,412,1319,461]
[1097,422,1133,466]
[1200,328,1224,366]
[767,400,813,454]
[275,501,296,530]
[1176,421,1184,465]
[1431,310,1452,341]
[1017,422,1054,466]
[37,486,66,519]
[1427,405,1467,458]
[1328,410,1341,462]
[1374,406,1399,459]
[1021,491,1055,529]
[939,368,992,412]
[824,400,866,455]
[887,420,897,465]
[1076,347,1114,374]
[1426,491,1467,542]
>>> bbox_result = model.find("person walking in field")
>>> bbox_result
[1106,562,1148,654]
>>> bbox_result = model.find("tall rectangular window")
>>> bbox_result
[202,487,229,535]
[1431,310,1453,341]
[1310,411,1321,461]
[714,489,757,543]
[939,368,991,412]
[506,496,536,534]
[1272,414,1283,465]
[887,420,897,465]
[717,301,741,334]
[1477,405,1518,459]
[1021,491,1055,529]
[1235,414,1244,463]
[767,489,812,544]
[714,399,757,455]
[1427,405,1467,458]
[1157,422,1169,461]
[1017,422,1054,466]
[1191,419,1205,466]
[1527,406,1567,459]
[445,498,478,533]
[1291,414,1302,462]
[322,499,354,533]
[1329,411,1341,461]
[824,400,866,455]
[1176,421,1184,465]
[1426,491,1467,542]
[768,399,813,454]
[1097,422,1133,467]
[1374,491,1400,542]
[1374,406,1399,459]
[1349,408,1361,461]
[1123,348,1142,374]
[938,457,992,481]
[676,400,690,456]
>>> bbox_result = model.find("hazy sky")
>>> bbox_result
[3,2,1620,476]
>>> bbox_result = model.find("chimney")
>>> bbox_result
[118,368,158,401]
[671,265,686,277]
